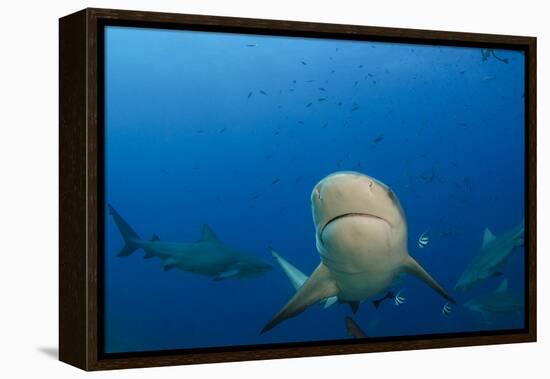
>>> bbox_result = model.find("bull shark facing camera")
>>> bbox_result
[262,171,455,333]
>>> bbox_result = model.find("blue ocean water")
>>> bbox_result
[104,26,525,353]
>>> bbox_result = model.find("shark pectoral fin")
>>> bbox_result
[214,268,240,281]
[261,263,338,334]
[348,301,360,314]
[402,256,456,304]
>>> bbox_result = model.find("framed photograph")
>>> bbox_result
[59,8,536,371]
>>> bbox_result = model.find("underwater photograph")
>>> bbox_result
[103,25,526,354]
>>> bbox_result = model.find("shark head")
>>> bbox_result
[311,171,406,236]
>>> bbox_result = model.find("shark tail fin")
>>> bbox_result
[261,263,338,334]
[107,204,141,257]
[402,256,456,304]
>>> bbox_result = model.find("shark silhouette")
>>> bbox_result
[455,220,524,292]
[108,204,273,280]
[261,172,455,333]
[464,280,524,323]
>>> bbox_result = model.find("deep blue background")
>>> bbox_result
[104,26,525,353]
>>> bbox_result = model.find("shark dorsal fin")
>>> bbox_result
[495,279,508,293]
[482,228,496,247]
[200,224,220,243]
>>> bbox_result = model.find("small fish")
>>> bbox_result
[373,135,383,143]
[394,291,406,306]
[354,81,358,87]
[482,75,495,82]
[196,130,204,134]
[259,90,267,95]
[322,123,328,129]
[367,73,374,77]
[251,194,260,200]
[318,97,327,102]
[318,87,326,91]
[421,168,435,183]
[298,121,304,124]
[219,127,227,133]
[306,103,313,108]
[306,79,315,83]
[274,131,279,135]
[442,302,452,316]
[271,178,280,185]
[248,92,253,99]
[337,102,343,106]
[160,169,168,174]
[417,230,430,248]
[345,317,368,339]
[301,61,307,66]
[351,106,360,111]
[245,44,257,47]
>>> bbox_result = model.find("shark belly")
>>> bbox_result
[318,215,405,301]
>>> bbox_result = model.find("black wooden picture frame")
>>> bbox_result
[59,7,536,371]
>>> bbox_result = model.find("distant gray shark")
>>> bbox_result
[108,204,273,280]
[455,220,524,292]
[261,172,455,333]
[464,279,524,323]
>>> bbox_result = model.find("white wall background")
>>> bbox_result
[0,0,546,377]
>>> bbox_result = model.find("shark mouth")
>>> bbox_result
[319,212,390,244]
